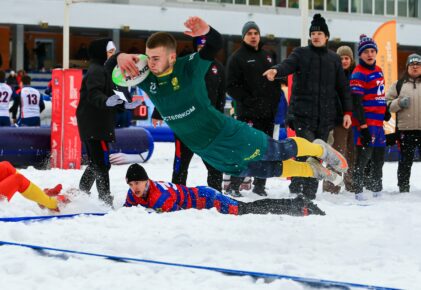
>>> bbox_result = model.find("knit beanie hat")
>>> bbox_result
[242,21,260,38]
[309,14,330,37]
[126,164,149,183]
[406,53,421,66]
[357,34,378,56]
[336,46,354,61]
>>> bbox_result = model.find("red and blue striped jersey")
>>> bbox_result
[350,64,386,147]
[123,180,239,215]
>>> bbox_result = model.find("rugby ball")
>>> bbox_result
[112,54,150,87]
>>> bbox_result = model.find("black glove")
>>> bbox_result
[384,105,392,121]
[360,128,371,147]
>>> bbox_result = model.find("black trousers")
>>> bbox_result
[237,197,325,216]
[79,140,112,205]
[172,137,223,191]
[289,126,330,199]
[230,116,274,191]
[353,146,385,194]
[398,130,421,192]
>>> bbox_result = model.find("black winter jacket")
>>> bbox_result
[226,42,280,119]
[272,45,352,131]
[204,60,226,112]
[77,38,119,142]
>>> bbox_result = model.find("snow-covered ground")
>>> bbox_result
[1,142,420,290]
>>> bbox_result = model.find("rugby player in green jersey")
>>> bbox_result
[112,16,348,191]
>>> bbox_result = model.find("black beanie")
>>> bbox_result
[126,164,149,183]
[88,38,111,64]
[309,14,330,37]
[242,21,260,38]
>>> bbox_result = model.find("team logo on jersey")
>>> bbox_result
[211,65,218,75]
[266,55,273,63]
[150,82,157,94]
[376,79,385,96]
[171,77,180,91]
[244,149,261,161]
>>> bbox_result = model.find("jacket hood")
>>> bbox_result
[88,38,112,64]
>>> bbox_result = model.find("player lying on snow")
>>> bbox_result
[0,161,67,211]
[123,164,325,216]
[109,16,349,193]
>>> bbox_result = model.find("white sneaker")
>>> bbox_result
[313,139,348,173]
[307,157,344,186]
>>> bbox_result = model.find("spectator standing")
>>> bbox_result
[386,53,421,193]
[263,14,352,199]
[6,71,18,90]
[323,45,356,193]
[226,21,281,196]
[76,38,122,206]
[0,71,13,126]
[350,34,386,200]
[75,43,89,60]
[34,41,46,70]
[9,75,45,126]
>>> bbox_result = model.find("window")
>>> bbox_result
[375,0,384,14]
[276,0,287,7]
[338,0,349,11]
[398,0,407,16]
[235,0,247,4]
[363,0,373,13]
[314,0,324,9]
[352,0,362,12]
[249,0,260,5]
[386,0,395,14]
[327,0,338,11]
[409,0,418,17]
[289,0,299,8]
[263,0,273,5]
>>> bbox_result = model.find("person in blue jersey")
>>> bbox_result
[123,164,325,216]
[349,34,387,200]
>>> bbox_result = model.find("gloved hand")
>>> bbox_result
[398,96,410,108]
[106,95,124,107]
[360,128,371,147]
[109,153,144,165]
[124,100,143,110]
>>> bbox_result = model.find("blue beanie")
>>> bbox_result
[358,34,378,56]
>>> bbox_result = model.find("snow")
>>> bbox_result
[1,142,420,289]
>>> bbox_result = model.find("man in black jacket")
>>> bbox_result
[263,14,352,199]
[77,38,140,206]
[151,35,225,191]
[226,21,281,196]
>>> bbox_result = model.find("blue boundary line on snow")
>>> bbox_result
[0,213,106,222]
[0,240,401,290]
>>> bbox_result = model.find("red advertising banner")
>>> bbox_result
[50,69,83,169]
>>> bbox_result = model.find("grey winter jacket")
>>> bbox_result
[387,78,421,130]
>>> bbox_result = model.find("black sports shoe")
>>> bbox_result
[252,185,267,196]
[304,200,326,216]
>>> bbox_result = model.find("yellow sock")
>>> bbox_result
[281,159,314,178]
[21,182,58,210]
[290,137,323,158]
